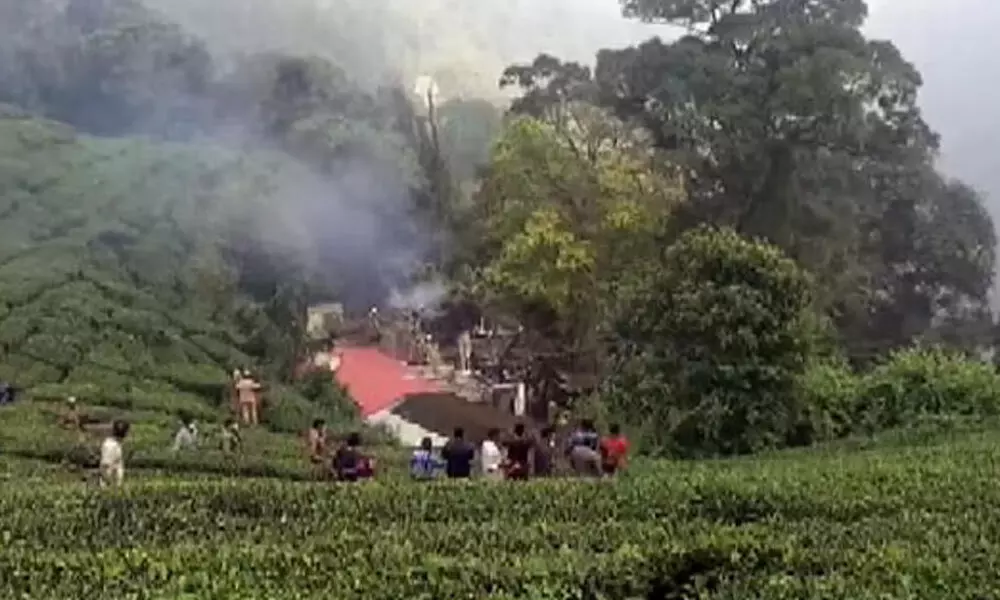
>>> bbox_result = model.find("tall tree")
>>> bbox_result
[503,0,996,357]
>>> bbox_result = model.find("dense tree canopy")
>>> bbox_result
[495,0,996,364]
[605,226,820,456]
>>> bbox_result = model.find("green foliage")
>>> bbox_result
[436,97,503,183]
[294,370,358,423]
[858,347,1000,430]
[606,226,819,457]
[503,1,997,361]
[791,357,861,445]
[464,113,680,358]
[0,109,366,427]
[262,376,359,435]
[4,431,1000,597]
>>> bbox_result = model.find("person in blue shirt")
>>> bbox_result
[410,436,444,480]
[566,419,601,476]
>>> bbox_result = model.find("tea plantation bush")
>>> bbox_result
[792,346,1000,442]
[857,346,1000,429]
[2,430,1000,598]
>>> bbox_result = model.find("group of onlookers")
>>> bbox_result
[73,368,629,488]
[408,419,630,481]
[304,418,629,483]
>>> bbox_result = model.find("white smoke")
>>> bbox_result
[388,278,447,312]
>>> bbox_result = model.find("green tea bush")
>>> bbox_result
[294,370,358,423]
[858,346,1000,429]
[260,382,365,437]
[790,357,860,444]
[2,431,999,598]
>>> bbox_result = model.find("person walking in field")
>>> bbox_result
[307,419,328,465]
[566,419,601,477]
[99,420,130,487]
[410,437,444,481]
[235,370,261,426]
[230,368,242,414]
[220,418,241,453]
[441,427,476,479]
[480,428,504,481]
[171,412,198,452]
[502,423,534,481]
[60,396,81,429]
[599,423,630,476]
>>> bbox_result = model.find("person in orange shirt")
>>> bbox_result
[599,423,630,476]
[235,370,261,426]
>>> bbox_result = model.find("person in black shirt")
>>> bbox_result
[441,427,476,478]
[533,425,556,477]
[504,423,534,481]
[332,432,369,482]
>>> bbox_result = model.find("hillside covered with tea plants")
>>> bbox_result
[2,423,999,598]
[0,0,448,432]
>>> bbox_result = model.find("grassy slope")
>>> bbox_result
[0,109,381,477]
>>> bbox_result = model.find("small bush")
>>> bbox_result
[294,370,357,423]
[789,357,860,445]
[858,346,1000,429]
[261,379,361,436]
[260,386,318,434]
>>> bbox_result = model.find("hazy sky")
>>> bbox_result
[580,0,1000,218]
[505,0,1000,211]
[866,0,999,212]
[148,0,999,214]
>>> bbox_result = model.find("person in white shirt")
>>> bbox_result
[480,428,504,480]
[171,413,198,452]
[100,420,130,487]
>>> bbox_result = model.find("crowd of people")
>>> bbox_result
[304,418,629,483]
[410,419,629,481]
[72,359,629,487]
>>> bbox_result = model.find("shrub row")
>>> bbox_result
[798,346,1000,442]
[1,431,998,598]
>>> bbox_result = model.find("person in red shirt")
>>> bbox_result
[599,424,630,476]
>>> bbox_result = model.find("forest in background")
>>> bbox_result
[0,0,998,456]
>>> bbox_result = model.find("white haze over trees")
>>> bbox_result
[148,0,998,214]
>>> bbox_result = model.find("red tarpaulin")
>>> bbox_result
[334,346,443,417]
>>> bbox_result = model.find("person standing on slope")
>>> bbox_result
[235,369,261,426]
[333,432,374,482]
[306,419,328,476]
[220,418,241,454]
[99,420,130,487]
[480,428,504,481]
[441,427,476,479]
